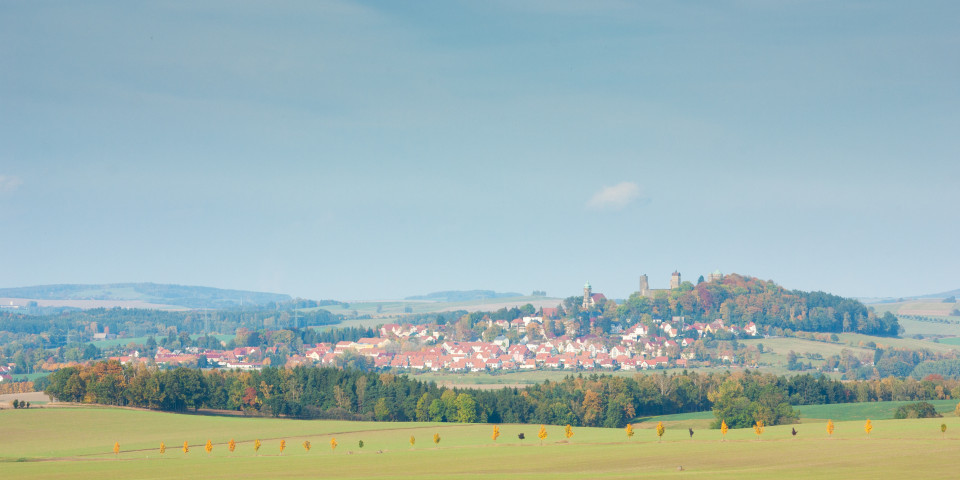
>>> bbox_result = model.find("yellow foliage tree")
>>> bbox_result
[433,433,441,448]
[159,442,166,455]
[410,435,416,448]
[228,439,236,452]
[955,402,960,417]
[205,440,213,454]
[865,419,873,435]
[330,437,338,453]
[280,439,286,455]
[182,441,189,454]
[254,439,261,454]
[827,419,835,437]
[113,442,120,456]
[942,423,947,439]
[492,425,500,443]
[626,423,635,440]
[538,425,548,445]
[656,421,665,442]
[753,420,765,440]
[564,424,574,440]
[303,440,311,452]
[721,420,729,441]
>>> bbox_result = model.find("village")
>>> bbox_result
[111,312,759,373]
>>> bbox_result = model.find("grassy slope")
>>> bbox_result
[4,407,960,479]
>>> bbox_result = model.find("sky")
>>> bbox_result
[1,1,958,301]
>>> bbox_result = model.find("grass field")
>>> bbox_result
[3,406,960,479]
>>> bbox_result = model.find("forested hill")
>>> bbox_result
[615,274,900,336]
[0,283,291,309]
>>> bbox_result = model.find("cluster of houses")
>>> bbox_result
[0,364,13,383]
[109,315,758,373]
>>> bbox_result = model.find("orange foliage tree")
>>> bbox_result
[159,442,166,455]
[721,420,729,441]
[433,433,441,448]
[410,435,416,449]
[254,439,261,454]
[656,421,665,442]
[492,425,500,443]
[113,442,120,456]
[564,424,574,440]
[330,437,338,453]
[538,425,548,445]
[183,441,189,454]
[205,440,213,454]
[228,439,236,452]
[864,419,872,435]
[626,423,634,440]
[303,440,311,452]
[280,439,286,455]
[827,419,835,437]
[753,420,765,440]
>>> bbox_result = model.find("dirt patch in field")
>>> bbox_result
[0,391,51,408]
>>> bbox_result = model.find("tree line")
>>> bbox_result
[45,362,960,429]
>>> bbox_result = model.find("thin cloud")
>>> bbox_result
[587,181,645,210]
[0,175,23,194]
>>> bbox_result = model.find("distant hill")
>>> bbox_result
[0,283,291,309]
[405,290,524,303]
[863,288,959,304]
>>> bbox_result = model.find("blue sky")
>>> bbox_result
[1,1,957,301]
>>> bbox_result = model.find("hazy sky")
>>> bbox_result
[2,1,958,301]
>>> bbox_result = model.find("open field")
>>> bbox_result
[4,407,960,479]
[311,296,563,316]
[740,337,873,367]
[870,300,958,317]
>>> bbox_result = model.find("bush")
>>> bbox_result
[894,402,941,419]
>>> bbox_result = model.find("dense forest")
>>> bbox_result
[609,274,900,336]
[46,362,960,429]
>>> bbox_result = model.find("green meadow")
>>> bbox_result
[3,406,960,479]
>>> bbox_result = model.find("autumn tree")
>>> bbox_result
[433,433,441,448]
[113,442,120,456]
[280,439,286,455]
[183,441,189,454]
[753,420,765,440]
[656,421,665,442]
[492,425,500,443]
[303,440,311,452]
[254,439,261,454]
[626,423,634,440]
[330,437,338,453]
[826,419,835,437]
[564,424,574,440]
[159,442,166,455]
[538,425,548,445]
[721,420,728,441]
[941,423,947,439]
[205,439,213,454]
[864,419,872,436]
[228,439,236,452]
[410,435,415,449]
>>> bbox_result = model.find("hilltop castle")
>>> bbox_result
[639,270,723,297]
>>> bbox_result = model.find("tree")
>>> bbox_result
[114,442,120,456]
[864,419,872,436]
[518,433,525,442]
[955,401,960,417]
[183,441,189,454]
[753,420,765,440]
[564,424,574,440]
[303,440,311,452]
[721,420,728,441]
[254,439,261,454]
[159,442,166,454]
[689,428,694,439]
[826,419,835,437]
[330,437,338,453]
[942,423,947,439]
[538,425,548,445]
[12,399,18,409]
[433,433,441,448]
[359,440,364,449]
[456,393,478,423]
[626,423,635,440]
[656,421,665,442]
[410,435,416,449]
[492,425,500,443]
[228,439,236,452]
[279,439,286,455]
[205,439,213,454]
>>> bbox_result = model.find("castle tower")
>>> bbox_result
[583,281,592,309]
[707,269,723,282]
[639,274,650,297]
[670,271,681,289]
